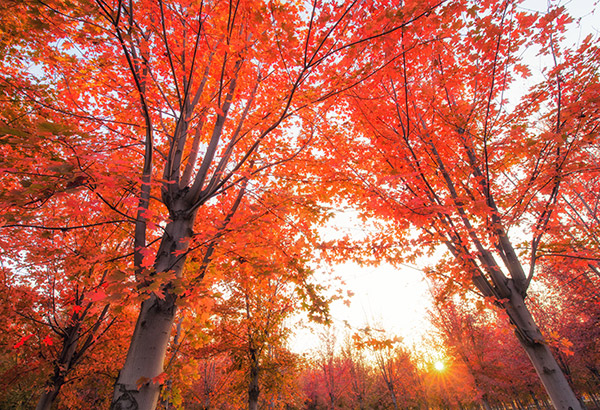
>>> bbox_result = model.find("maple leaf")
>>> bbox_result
[13,334,33,349]
[88,290,107,303]
[151,372,168,385]
[42,335,53,346]
[152,288,165,300]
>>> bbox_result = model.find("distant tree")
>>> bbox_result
[340,335,376,410]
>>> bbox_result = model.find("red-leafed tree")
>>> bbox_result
[303,328,355,410]
[0,48,136,409]
[189,186,326,410]
[332,1,599,409]
[1,0,445,408]
[356,331,425,410]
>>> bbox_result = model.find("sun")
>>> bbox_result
[434,361,445,371]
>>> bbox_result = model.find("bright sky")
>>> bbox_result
[291,0,598,355]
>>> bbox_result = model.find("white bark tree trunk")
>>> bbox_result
[504,288,582,410]
[111,216,194,410]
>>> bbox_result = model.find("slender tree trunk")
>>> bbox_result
[588,367,600,383]
[481,397,493,410]
[531,391,543,410]
[543,396,552,410]
[504,289,582,410]
[111,217,194,410]
[585,387,600,410]
[248,349,260,410]
[387,382,400,410]
[36,322,81,410]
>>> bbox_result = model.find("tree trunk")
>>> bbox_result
[481,397,493,410]
[36,385,61,410]
[248,349,260,410]
[531,391,543,410]
[586,388,600,410]
[36,321,81,410]
[111,217,194,410]
[588,366,600,383]
[591,393,600,410]
[504,288,582,410]
[387,381,400,410]
[111,293,177,409]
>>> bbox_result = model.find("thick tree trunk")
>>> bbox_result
[504,288,582,410]
[520,342,583,410]
[111,293,177,409]
[111,217,194,410]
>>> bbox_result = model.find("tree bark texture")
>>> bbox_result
[111,217,194,410]
[505,289,582,410]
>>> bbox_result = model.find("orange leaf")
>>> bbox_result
[136,376,150,389]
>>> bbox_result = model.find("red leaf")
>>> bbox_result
[13,334,34,349]
[151,372,168,385]
[88,290,107,303]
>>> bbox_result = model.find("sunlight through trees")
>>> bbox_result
[0,0,598,409]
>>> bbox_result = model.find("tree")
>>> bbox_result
[200,193,319,410]
[0,63,135,409]
[358,332,424,410]
[340,335,376,410]
[1,0,444,408]
[0,190,134,410]
[303,328,353,410]
[1,1,148,407]
[334,1,599,408]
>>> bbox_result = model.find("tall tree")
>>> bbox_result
[1,52,135,408]
[334,1,599,409]
[1,0,446,408]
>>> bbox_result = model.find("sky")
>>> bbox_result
[290,0,599,355]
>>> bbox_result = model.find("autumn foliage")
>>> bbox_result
[0,0,599,409]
